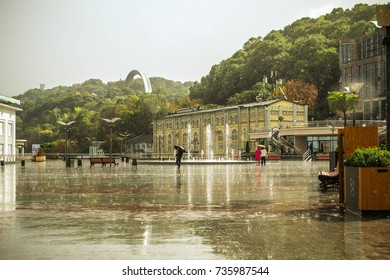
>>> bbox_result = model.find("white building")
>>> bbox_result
[0,95,22,162]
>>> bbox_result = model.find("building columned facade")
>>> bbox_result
[0,95,22,162]
[340,28,387,121]
[153,100,308,159]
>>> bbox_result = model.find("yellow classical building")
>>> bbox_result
[153,99,308,159]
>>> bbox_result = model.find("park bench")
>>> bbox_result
[318,161,339,192]
[267,154,281,160]
[101,157,118,166]
[317,154,330,160]
[90,157,118,167]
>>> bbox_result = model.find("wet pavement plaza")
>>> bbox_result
[1,159,390,260]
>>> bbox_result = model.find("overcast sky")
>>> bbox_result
[0,0,387,96]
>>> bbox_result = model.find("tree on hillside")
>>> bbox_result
[227,82,270,105]
[243,31,290,83]
[277,80,318,109]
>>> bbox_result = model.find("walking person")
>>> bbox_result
[174,146,185,169]
[260,146,268,165]
[254,146,261,165]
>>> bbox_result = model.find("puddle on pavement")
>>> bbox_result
[1,160,390,259]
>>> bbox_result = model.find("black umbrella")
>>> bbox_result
[174,145,186,152]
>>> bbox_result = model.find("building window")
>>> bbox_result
[357,65,362,83]
[364,102,371,120]
[372,101,379,120]
[341,44,353,63]
[232,129,238,141]
[307,136,337,154]
[363,64,370,98]
[168,134,172,149]
[380,60,386,96]
[373,62,378,97]
[8,123,13,137]
[193,132,199,152]
[217,130,223,141]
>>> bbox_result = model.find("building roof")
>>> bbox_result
[0,95,22,111]
[128,134,153,144]
[163,99,300,119]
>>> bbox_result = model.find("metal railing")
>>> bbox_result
[250,119,387,133]
[0,154,17,162]
[302,149,312,161]
[307,119,386,128]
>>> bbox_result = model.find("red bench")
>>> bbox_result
[101,157,117,166]
[90,157,118,167]
[267,154,281,160]
[318,154,330,160]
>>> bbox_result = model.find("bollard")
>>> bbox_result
[121,157,124,162]
[66,158,71,168]
[126,157,130,163]
[21,160,25,167]
[0,160,4,167]
[77,159,82,168]
[132,159,137,166]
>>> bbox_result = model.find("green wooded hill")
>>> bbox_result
[189,3,378,118]
[16,3,379,153]
[15,77,192,153]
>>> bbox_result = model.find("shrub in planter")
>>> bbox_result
[344,147,390,167]
[344,147,390,212]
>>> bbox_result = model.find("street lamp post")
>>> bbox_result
[119,132,131,161]
[57,121,76,167]
[376,5,390,150]
[101,117,121,167]
[327,125,335,152]
[344,83,364,126]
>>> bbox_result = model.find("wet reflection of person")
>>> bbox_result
[175,148,184,169]
[176,172,182,189]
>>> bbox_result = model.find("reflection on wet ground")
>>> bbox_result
[1,160,390,260]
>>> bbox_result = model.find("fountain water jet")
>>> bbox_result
[206,124,213,160]
[187,123,191,159]
[225,123,230,160]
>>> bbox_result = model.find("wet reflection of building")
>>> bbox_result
[0,165,16,211]
[186,165,193,207]
[182,164,263,208]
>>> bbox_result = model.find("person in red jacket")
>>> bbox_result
[254,146,261,165]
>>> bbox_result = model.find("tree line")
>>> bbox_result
[15,78,192,153]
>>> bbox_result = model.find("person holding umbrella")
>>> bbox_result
[260,145,268,165]
[174,145,185,169]
[255,145,262,165]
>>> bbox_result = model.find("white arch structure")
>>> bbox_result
[124,70,152,93]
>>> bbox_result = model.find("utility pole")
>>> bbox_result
[376,5,390,150]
